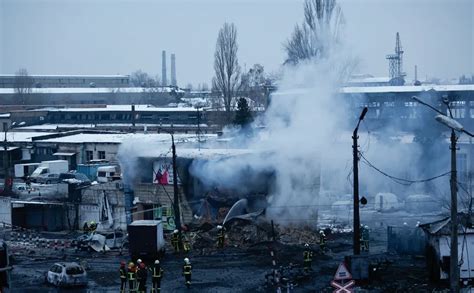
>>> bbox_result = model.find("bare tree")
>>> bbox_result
[130,70,159,87]
[285,0,345,65]
[14,68,34,105]
[212,22,241,122]
[240,64,268,109]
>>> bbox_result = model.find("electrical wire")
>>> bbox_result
[359,151,451,186]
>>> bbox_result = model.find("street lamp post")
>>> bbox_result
[353,107,368,255]
[413,96,474,293]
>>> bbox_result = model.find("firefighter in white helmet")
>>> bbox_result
[303,243,313,272]
[171,229,180,253]
[182,258,192,288]
[217,225,226,248]
[319,230,327,252]
[150,259,163,292]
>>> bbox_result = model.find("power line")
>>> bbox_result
[359,151,451,186]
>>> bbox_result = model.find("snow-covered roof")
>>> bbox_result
[34,133,216,144]
[4,131,50,142]
[15,123,209,131]
[16,124,95,130]
[31,104,197,112]
[347,77,391,83]
[420,213,474,235]
[341,84,474,94]
[0,74,129,78]
[273,84,474,97]
[0,113,11,118]
[0,86,185,94]
[149,148,255,159]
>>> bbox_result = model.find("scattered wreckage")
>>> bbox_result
[74,230,127,252]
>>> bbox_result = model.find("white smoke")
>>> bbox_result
[189,49,359,223]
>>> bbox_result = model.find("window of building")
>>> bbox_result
[86,151,93,162]
[98,151,106,160]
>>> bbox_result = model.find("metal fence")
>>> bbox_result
[387,226,426,255]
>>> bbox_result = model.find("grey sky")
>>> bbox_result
[0,0,472,86]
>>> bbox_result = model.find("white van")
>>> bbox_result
[96,166,118,183]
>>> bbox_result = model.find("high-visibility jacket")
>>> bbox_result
[171,234,179,244]
[151,265,163,278]
[303,250,313,262]
[183,264,192,275]
[120,267,127,279]
[128,271,137,281]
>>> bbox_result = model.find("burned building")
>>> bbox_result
[122,149,276,228]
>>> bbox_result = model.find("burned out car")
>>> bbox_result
[46,262,87,287]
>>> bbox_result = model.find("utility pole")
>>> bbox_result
[171,133,182,240]
[412,96,474,293]
[2,133,9,196]
[449,128,459,292]
[196,106,201,151]
[352,107,368,255]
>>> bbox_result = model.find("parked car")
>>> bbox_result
[46,262,87,287]
[36,173,61,184]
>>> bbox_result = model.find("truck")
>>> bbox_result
[76,163,110,181]
[127,220,165,260]
[96,166,120,183]
[14,163,40,178]
[30,160,69,182]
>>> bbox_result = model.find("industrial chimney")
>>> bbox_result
[162,50,167,86]
[171,53,177,87]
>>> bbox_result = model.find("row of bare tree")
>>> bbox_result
[211,0,346,123]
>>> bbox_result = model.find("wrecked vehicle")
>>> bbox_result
[75,233,109,252]
[104,230,126,249]
[46,262,87,287]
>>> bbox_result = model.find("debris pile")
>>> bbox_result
[278,225,320,246]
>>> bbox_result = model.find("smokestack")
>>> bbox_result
[162,50,167,86]
[171,53,177,87]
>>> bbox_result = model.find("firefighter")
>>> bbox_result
[361,225,370,252]
[150,259,164,292]
[89,221,97,233]
[127,262,137,292]
[171,229,180,253]
[319,230,327,252]
[303,243,313,273]
[137,262,148,293]
[119,261,127,293]
[82,221,90,233]
[182,257,192,288]
[217,225,225,248]
[183,234,191,254]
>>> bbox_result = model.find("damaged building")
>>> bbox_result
[121,149,276,229]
